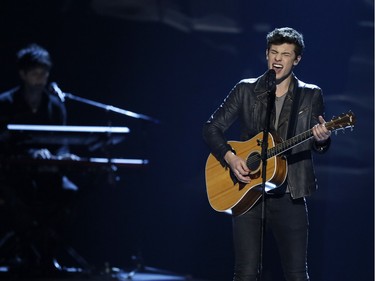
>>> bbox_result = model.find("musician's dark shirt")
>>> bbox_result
[0,86,68,157]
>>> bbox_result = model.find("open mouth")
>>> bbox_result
[272,63,283,70]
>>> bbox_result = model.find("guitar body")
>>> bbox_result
[205,132,287,216]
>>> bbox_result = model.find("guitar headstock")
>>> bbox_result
[325,110,356,133]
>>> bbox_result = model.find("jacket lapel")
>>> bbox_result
[277,92,293,131]
[276,76,299,134]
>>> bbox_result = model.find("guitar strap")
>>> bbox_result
[273,79,302,194]
[286,79,302,140]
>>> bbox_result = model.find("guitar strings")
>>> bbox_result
[244,116,352,168]
[245,130,314,167]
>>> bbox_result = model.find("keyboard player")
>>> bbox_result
[0,43,79,277]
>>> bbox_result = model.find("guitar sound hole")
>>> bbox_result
[247,152,261,171]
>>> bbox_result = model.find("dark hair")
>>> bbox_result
[266,27,305,57]
[16,43,52,72]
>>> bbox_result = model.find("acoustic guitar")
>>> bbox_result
[205,111,356,216]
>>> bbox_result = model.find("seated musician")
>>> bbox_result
[0,43,78,276]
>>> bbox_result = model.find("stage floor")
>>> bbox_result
[0,265,211,281]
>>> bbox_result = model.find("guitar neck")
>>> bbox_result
[267,115,352,158]
[268,129,314,158]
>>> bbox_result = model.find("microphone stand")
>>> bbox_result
[258,70,276,280]
[49,82,160,124]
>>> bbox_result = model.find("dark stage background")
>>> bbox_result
[0,1,373,280]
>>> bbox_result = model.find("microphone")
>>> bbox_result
[49,82,66,102]
[265,69,276,94]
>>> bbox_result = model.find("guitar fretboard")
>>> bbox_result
[267,129,314,158]
[266,116,353,158]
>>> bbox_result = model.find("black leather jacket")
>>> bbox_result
[203,72,330,199]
